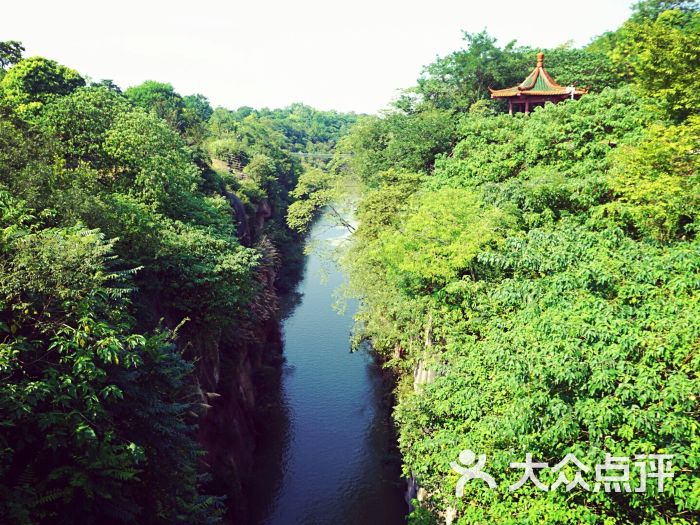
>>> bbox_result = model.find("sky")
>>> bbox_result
[2,0,635,114]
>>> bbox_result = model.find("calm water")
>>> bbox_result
[247,214,407,525]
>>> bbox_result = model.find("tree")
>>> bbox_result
[416,31,532,111]
[0,57,84,106]
[0,35,362,522]
[337,109,456,187]
[103,108,201,215]
[125,81,187,132]
[0,40,24,70]
[605,116,700,240]
[286,167,341,233]
[630,0,699,22]
[338,9,700,523]
[184,94,213,122]
[90,78,122,93]
[541,46,623,91]
[611,9,700,121]
[38,85,131,169]
[209,137,249,171]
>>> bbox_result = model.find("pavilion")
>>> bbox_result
[489,52,587,114]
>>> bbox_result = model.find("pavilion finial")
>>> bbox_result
[537,52,544,67]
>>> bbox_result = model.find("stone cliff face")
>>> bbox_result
[224,191,274,247]
[193,194,285,524]
[135,273,280,524]
[196,314,283,524]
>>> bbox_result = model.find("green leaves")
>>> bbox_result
[0,41,24,71]
[605,117,700,241]
[0,40,350,522]
[124,81,188,134]
[416,30,533,111]
[338,110,456,185]
[414,31,622,113]
[156,219,259,328]
[340,5,700,524]
[378,188,512,291]
[38,85,131,170]
[286,167,341,233]
[0,192,223,524]
[611,8,700,122]
[0,57,84,108]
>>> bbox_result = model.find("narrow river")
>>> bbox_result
[247,213,407,525]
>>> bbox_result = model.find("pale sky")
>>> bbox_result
[2,0,635,114]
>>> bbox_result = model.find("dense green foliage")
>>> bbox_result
[0,41,24,71]
[1,57,84,109]
[288,2,699,523]
[0,198,219,524]
[0,46,353,523]
[611,8,700,121]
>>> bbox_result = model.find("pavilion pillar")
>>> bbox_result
[508,100,513,115]
[525,101,530,114]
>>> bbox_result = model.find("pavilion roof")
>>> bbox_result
[489,52,588,98]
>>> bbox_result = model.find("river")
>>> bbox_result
[246,212,407,525]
